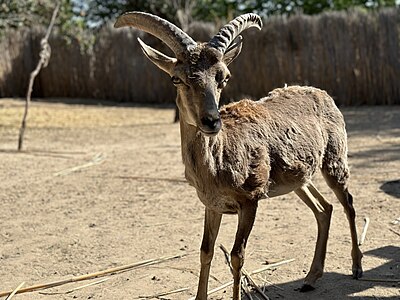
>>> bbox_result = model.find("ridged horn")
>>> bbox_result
[208,13,262,54]
[114,11,197,60]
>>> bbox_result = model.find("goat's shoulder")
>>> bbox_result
[220,98,270,125]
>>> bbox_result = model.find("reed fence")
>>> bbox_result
[0,8,399,105]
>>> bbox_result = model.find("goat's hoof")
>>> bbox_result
[299,284,315,292]
[352,267,363,279]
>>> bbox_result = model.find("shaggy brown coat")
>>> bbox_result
[182,86,349,212]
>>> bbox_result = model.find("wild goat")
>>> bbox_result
[114,12,363,299]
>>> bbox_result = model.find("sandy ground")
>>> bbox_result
[0,99,399,300]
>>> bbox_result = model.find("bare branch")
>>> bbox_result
[18,2,60,151]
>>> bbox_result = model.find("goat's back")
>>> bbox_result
[218,85,348,198]
[220,85,345,138]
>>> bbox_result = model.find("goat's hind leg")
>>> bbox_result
[322,168,363,279]
[294,183,333,291]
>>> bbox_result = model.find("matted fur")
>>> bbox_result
[182,85,349,213]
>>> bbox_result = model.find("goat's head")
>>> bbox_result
[114,12,262,136]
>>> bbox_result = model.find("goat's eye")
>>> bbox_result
[217,75,230,89]
[171,76,183,85]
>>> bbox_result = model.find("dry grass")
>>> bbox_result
[0,99,170,128]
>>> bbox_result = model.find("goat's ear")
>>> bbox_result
[137,38,177,75]
[223,36,243,66]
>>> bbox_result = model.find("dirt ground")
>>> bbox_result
[0,99,399,300]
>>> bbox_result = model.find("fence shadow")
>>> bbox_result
[343,106,400,135]
[380,180,400,199]
[343,106,400,169]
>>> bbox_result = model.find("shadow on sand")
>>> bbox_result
[380,180,400,199]
[246,245,399,299]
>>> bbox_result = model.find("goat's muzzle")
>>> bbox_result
[200,113,222,136]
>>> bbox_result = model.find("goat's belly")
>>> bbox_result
[267,170,312,197]
[266,182,302,197]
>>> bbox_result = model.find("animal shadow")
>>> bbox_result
[246,245,399,300]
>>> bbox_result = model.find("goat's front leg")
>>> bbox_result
[195,208,222,300]
[231,202,258,300]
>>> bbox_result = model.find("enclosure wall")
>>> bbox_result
[0,9,399,105]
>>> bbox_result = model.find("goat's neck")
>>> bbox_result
[178,114,223,188]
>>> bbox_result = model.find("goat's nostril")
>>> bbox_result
[201,116,221,131]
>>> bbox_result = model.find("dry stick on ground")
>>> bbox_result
[219,245,249,297]
[241,268,270,300]
[202,280,234,297]
[359,278,400,283]
[188,257,295,300]
[241,280,254,300]
[39,278,110,295]
[220,244,270,300]
[219,244,234,274]
[389,228,400,237]
[250,259,296,275]
[255,275,284,291]
[143,217,203,228]
[137,287,189,299]
[4,282,25,300]
[0,254,185,297]
[359,217,370,245]
[17,2,60,151]
[117,175,187,184]
[54,153,106,176]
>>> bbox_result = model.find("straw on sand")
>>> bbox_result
[389,228,400,237]
[241,268,270,300]
[137,287,189,299]
[39,278,110,295]
[219,244,270,300]
[0,254,185,297]
[359,278,400,283]
[54,153,106,176]
[358,217,370,245]
[5,282,25,300]
[187,252,294,300]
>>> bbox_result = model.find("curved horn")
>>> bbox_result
[114,11,197,60]
[208,13,262,54]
